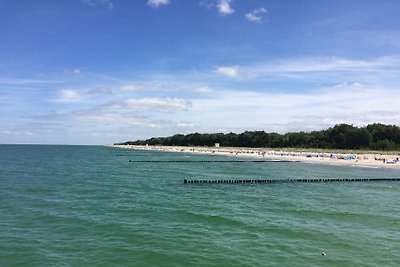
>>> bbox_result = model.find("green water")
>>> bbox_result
[1,145,399,266]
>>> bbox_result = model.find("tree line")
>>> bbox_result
[115,123,400,151]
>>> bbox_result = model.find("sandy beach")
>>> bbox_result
[111,145,400,170]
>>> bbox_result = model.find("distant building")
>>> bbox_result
[215,143,220,147]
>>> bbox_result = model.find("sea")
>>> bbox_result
[1,145,399,266]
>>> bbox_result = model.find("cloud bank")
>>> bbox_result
[2,56,400,144]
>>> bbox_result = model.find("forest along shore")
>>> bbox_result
[111,145,400,169]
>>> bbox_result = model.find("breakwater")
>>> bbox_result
[183,178,400,184]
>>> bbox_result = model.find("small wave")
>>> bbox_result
[351,165,380,169]
[178,210,246,228]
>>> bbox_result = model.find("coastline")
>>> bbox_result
[110,145,400,170]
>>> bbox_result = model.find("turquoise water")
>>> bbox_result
[1,145,399,266]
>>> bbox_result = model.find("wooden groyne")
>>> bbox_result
[183,178,400,184]
[128,160,298,163]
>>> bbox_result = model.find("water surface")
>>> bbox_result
[1,145,399,266]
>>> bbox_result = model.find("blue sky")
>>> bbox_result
[1,0,400,144]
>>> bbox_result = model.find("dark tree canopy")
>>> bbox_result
[115,123,400,151]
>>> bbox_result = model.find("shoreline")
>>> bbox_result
[110,145,400,170]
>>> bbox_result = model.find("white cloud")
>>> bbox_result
[73,69,82,75]
[69,68,86,78]
[32,106,167,129]
[193,86,212,93]
[199,0,214,9]
[119,84,145,92]
[148,0,170,8]
[267,56,400,73]
[325,82,364,91]
[72,112,155,127]
[118,82,178,92]
[120,97,191,112]
[87,87,113,95]
[53,87,113,103]
[82,0,114,10]
[245,7,267,23]
[54,89,81,103]
[176,122,195,128]
[215,66,240,78]
[153,81,175,89]
[216,56,400,82]
[217,0,234,15]
[0,78,62,85]
[0,130,33,136]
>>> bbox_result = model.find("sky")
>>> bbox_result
[1,0,400,144]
